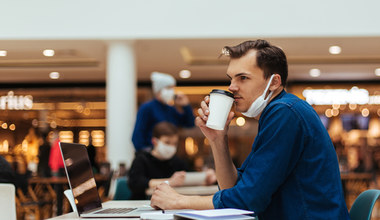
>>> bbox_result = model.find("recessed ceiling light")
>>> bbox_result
[329,46,341,55]
[49,71,60,79]
[43,49,55,57]
[179,69,191,79]
[0,50,7,56]
[309,68,321,77]
[375,68,380,76]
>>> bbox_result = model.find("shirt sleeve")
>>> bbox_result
[213,103,307,213]
[132,104,153,151]
[176,104,195,128]
[128,154,151,197]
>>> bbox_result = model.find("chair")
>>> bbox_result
[0,183,17,220]
[350,189,380,220]
[113,177,131,200]
[63,189,78,214]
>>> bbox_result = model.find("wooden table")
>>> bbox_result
[47,200,150,220]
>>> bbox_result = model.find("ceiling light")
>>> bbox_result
[309,68,321,77]
[9,124,16,131]
[43,49,55,57]
[0,50,7,56]
[329,46,341,55]
[361,108,370,117]
[179,69,191,79]
[49,71,60,79]
[375,68,380,76]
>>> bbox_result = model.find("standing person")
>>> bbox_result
[87,135,99,174]
[129,122,188,200]
[132,72,195,152]
[150,40,349,219]
[48,131,65,216]
[37,132,51,177]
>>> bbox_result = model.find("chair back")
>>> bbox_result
[113,177,131,200]
[63,189,78,214]
[350,189,380,220]
[0,183,17,220]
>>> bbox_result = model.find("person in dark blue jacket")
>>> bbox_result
[132,71,195,152]
[150,40,350,219]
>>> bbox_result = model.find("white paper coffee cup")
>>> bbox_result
[206,89,234,130]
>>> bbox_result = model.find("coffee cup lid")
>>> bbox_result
[210,89,234,98]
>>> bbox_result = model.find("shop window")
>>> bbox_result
[91,130,104,147]
[59,131,74,143]
[341,114,370,131]
[79,130,90,146]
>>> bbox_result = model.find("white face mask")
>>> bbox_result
[156,140,177,160]
[160,88,175,104]
[242,74,275,118]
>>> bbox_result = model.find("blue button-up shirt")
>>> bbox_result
[213,90,349,220]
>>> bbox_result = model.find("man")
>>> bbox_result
[150,40,349,219]
[129,122,188,200]
[132,71,195,152]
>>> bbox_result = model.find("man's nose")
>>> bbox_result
[228,82,237,92]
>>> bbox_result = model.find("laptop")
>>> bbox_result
[59,142,155,218]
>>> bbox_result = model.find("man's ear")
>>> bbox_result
[270,74,282,90]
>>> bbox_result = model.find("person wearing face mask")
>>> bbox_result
[132,71,195,152]
[128,122,188,200]
[150,40,349,219]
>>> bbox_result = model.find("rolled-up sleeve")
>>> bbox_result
[213,166,244,208]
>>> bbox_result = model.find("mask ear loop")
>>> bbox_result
[263,74,275,101]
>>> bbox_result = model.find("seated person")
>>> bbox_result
[128,122,188,200]
[0,155,28,194]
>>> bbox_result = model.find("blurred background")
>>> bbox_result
[1,0,380,218]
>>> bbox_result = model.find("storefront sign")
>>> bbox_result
[302,87,380,105]
[0,91,33,110]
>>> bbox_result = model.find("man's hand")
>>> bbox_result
[205,168,217,185]
[150,182,184,210]
[195,95,235,143]
[169,171,186,187]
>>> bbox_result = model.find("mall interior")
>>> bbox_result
[1,1,380,219]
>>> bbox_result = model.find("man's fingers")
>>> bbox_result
[195,116,206,128]
[204,95,210,104]
[197,108,206,120]
[200,101,209,116]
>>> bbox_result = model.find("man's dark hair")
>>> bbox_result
[152,122,178,138]
[223,39,288,86]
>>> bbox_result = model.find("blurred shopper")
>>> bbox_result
[0,155,16,185]
[150,40,350,219]
[0,155,28,194]
[48,131,65,216]
[129,122,188,200]
[132,72,195,152]
[87,135,99,174]
[37,132,51,177]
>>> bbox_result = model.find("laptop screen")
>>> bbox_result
[59,142,102,214]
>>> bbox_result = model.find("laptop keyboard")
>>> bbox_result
[94,208,136,214]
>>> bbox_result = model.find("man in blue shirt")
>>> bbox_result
[132,71,195,151]
[150,40,349,219]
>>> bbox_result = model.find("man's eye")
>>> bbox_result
[240,76,248,80]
